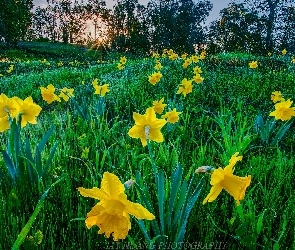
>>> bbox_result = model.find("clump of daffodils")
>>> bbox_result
[40,84,74,103]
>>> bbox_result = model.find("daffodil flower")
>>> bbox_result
[203,152,251,206]
[77,172,155,241]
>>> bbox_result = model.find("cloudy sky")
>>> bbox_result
[33,0,233,24]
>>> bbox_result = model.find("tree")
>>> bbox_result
[147,0,212,53]
[281,5,295,53]
[240,0,293,51]
[102,0,150,54]
[0,0,33,46]
[207,3,264,54]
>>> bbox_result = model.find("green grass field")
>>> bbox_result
[0,42,294,249]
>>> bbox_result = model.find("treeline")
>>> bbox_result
[0,0,294,55]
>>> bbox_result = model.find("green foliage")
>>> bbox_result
[0,117,58,194]
[0,0,33,46]
[135,144,204,248]
[254,113,293,146]
[12,177,64,250]
[0,43,295,249]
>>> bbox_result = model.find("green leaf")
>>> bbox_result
[25,136,35,184]
[38,126,55,153]
[177,177,204,243]
[135,172,161,237]
[255,114,265,142]
[35,147,42,180]
[256,212,264,235]
[43,141,58,180]
[69,218,86,222]
[273,242,280,250]
[71,97,88,121]
[157,169,165,234]
[167,164,182,229]
[235,224,248,237]
[136,220,151,243]
[172,179,187,230]
[271,119,293,146]
[11,177,64,250]
[1,151,16,183]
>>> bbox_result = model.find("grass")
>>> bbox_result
[0,42,295,249]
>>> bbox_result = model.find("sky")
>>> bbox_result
[33,0,233,25]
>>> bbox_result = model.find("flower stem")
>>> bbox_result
[146,139,158,181]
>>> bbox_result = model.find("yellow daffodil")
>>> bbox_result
[181,53,188,59]
[152,98,167,114]
[0,94,18,119]
[193,66,202,74]
[57,61,63,67]
[199,51,206,60]
[148,72,162,85]
[128,107,167,146]
[117,63,125,70]
[120,56,127,64]
[167,49,174,55]
[94,84,110,97]
[292,58,295,63]
[271,91,283,104]
[92,78,99,86]
[282,49,287,55]
[177,78,193,97]
[269,99,295,121]
[193,74,204,84]
[268,52,272,56]
[154,62,163,70]
[161,108,182,123]
[182,58,192,68]
[59,88,74,102]
[182,61,189,68]
[40,84,61,104]
[168,53,178,60]
[0,94,20,132]
[77,172,155,241]
[191,55,199,63]
[14,96,42,128]
[249,61,258,69]
[6,64,14,73]
[152,52,159,58]
[203,152,251,206]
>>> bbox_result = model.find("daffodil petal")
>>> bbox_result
[120,195,155,220]
[77,187,109,200]
[100,172,125,198]
[203,183,223,204]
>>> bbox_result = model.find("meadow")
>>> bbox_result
[0,42,294,249]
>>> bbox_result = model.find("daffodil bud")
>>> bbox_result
[124,179,136,190]
[195,166,215,174]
